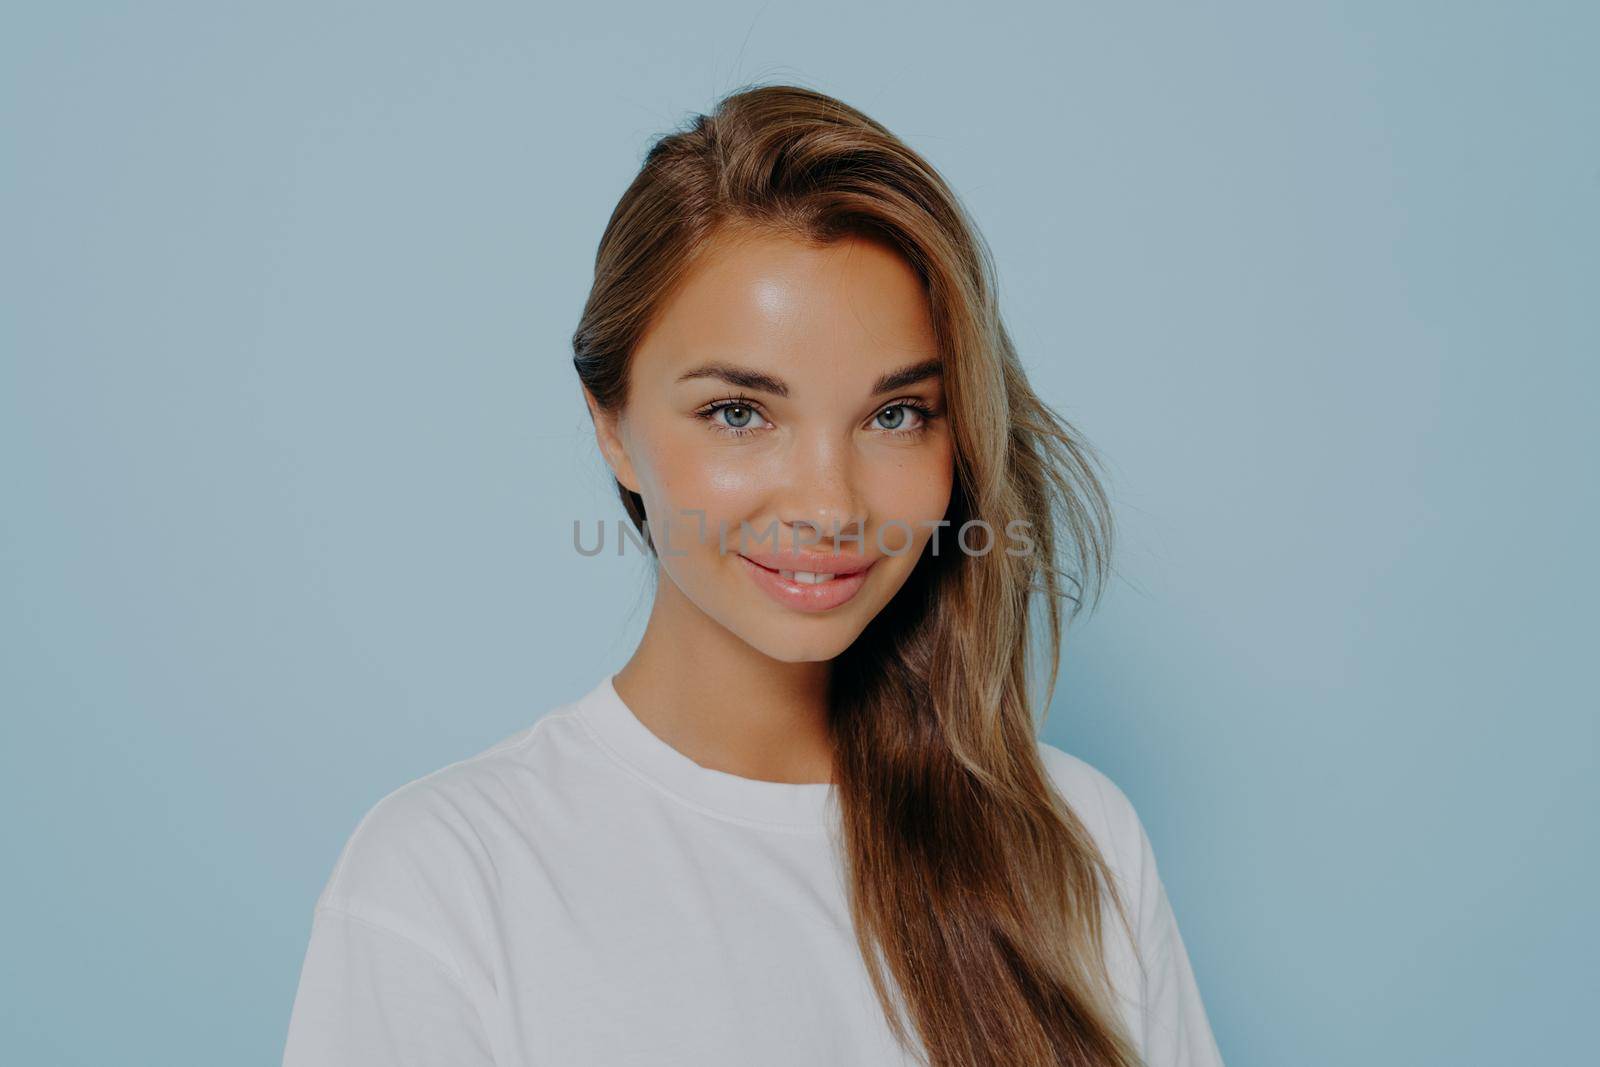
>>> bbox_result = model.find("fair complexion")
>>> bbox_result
[584,228,955,785]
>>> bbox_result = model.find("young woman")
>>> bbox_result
[283,84,1225,1067]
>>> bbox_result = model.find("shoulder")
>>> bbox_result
[1035,750,1224,1062]
[1035,740,1151,889]
[314,704,587,937]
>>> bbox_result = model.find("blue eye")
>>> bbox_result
[873,401,936,435]
[698,399,771,438]
[693,395,940,439]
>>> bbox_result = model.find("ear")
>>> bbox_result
[580,384,642,495]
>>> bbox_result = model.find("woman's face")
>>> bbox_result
[588,228,955,663]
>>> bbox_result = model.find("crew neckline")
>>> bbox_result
[573,673,838,833]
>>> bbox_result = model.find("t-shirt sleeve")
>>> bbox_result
[282,777,501,1066]
[282,904,496,1066]
[1114,782,1227,1067]
[1038,743,1226,1066]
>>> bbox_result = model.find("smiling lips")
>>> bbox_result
[736,550,878,613]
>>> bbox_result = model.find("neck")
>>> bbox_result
[611,565,836,785]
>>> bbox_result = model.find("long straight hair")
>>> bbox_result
[571,84,1142,1067]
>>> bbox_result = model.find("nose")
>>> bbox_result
[775,435,868,552]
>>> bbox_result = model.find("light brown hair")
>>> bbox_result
[571,83,1141,1067]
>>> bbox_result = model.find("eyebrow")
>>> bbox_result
[675,358,943,398]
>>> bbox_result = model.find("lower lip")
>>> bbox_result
[737,555,875,613]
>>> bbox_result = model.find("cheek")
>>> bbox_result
[634,437,766,545]
[849,460,949,562]
[868,448,955,528]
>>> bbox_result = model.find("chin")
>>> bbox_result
[739,619,866,664]
[758,643,848,665]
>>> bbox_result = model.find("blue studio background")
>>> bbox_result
[2,3,1594,1064]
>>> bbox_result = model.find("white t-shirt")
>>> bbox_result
[282,674,1225,1066]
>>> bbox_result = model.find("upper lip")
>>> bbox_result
[738,549,879,576]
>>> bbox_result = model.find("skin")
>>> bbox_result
[584,228,955,785]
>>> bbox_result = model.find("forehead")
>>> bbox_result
[634,228,939,383]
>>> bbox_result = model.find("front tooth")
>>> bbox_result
[776,569,836,584]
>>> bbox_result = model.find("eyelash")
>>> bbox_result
[693,394,939,440]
